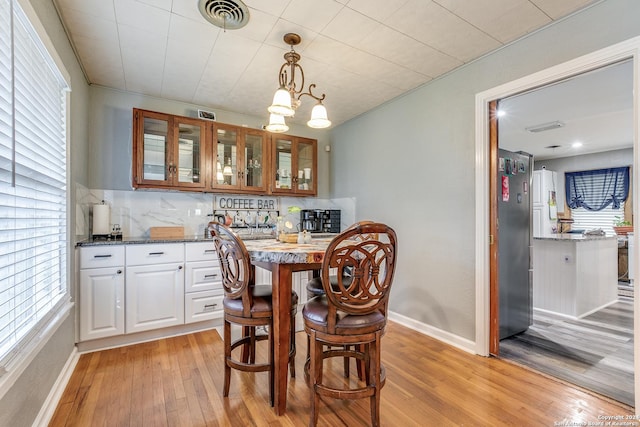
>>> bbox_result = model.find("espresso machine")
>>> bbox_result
[300,209,341,233]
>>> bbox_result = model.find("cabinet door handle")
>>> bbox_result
[117,269,122,274]
[148,251,165,255]
[178,265,183,270]
[94,254,112,258]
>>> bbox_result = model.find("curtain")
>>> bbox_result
[565,167,630,211]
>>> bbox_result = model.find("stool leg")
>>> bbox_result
[249,326,257,364]
[223,319,232,397]
[240,325,250,363]
[309,330,322,427]
[356,343,366,380]
[289,311,296,378]
[268,321,274,407]
[343,345,350,377]
[369,335,381,427]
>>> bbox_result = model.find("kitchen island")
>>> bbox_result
[533,233,618,318]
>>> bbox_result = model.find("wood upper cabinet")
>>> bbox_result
[209,123,268,193]
[271,135,317,196]
[132,109,206,190]
[131,108,316,196]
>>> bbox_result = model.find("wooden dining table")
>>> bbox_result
[243,237,334,415]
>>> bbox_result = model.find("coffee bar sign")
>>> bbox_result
[214,196,279,211]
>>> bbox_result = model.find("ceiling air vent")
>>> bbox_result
[198,0,250,30]
[525,121,565,133]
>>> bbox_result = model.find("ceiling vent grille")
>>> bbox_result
[198,0,250,30]
[525,121,565,133]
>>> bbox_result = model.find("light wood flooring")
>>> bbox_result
[49,321,632,426]
[500,300,634,406]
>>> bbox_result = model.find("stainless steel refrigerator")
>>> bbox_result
[498,149,533,339]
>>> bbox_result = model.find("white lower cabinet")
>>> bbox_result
[79,246,125,341]
[78,241,225,344]
[79,267,125,341]
[125,243,185,333]
[184,241,223,323]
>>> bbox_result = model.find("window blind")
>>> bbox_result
[570,203,624,235]
[0,0,69,366]
[565,167,630,211]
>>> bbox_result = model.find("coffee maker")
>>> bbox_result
[300,209,341,233]
[300,209,322,232]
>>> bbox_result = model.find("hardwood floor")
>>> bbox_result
[50,322,633,426]
[499,300,635,406]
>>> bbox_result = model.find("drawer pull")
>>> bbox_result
[94,254,112,258]
[204,274,218,278]
[148,251,165,256]
[203,250,216,254]
[203,303,218,311]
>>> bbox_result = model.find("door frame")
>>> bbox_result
[474,36,640,407]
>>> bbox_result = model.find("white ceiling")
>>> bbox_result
[498,59,634,160]
[53,0,600,129]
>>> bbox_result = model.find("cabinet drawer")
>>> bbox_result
[126,243,184,266]
[185,291,224,324]
[185,262,223,293]
[79,246,125,269]
[185,241,218,262]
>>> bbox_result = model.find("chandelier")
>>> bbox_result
[266,33,331,132]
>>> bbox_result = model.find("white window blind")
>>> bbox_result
[570,203,624,235]
[0,0,69,367]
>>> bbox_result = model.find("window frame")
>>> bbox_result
[0,0,72,400]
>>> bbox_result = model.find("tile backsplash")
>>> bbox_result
[77,188,355,240]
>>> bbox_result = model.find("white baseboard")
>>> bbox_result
[388,310,477,355]
[32,348,80,427]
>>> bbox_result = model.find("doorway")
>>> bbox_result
[474,37,640,409]
[494,60,634,406]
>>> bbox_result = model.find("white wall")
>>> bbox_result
[330,0,640,341]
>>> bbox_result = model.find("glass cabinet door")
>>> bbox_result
[215,126,238,188]
[244,131,266,190]
[141,115,169,182]
[175,121,202,184]
[134,110,206,189]
[296,138,315,193]
[273,137,293,191]
[272,135,317,195]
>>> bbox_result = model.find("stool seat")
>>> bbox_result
[306,275,353,298]
[303,296,385,334]
[224,285,299,317]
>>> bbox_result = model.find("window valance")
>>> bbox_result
[565,167,630,211]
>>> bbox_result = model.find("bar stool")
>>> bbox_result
[209,222,298,406]
[302,222,397,426]
[305,221,375,377]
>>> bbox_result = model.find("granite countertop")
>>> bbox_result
[533,233,618,241]
[244,237,335,264]
[76,232,339,247]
